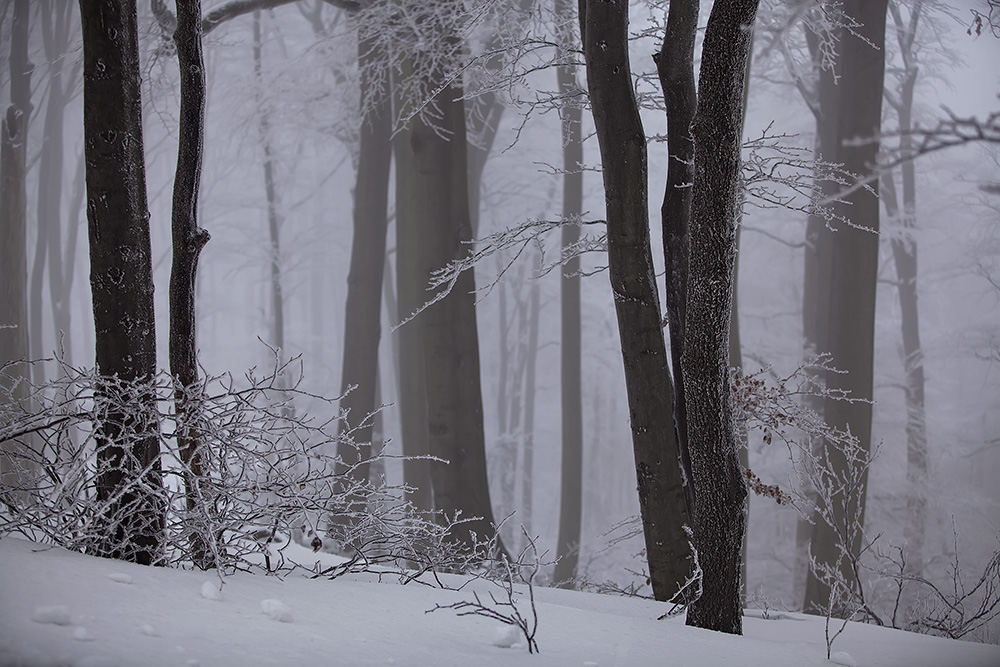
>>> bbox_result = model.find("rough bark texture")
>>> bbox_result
[682,0,758,634]
[582,0,694,603]
[0,0,33,494]
[334,31,392,503]
[803,0,888,613]
[80,0,164,565]
[168,0,213,570]
[653,0,698,517]
[553,0,584,588]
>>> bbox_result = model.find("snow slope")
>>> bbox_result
[1,537,997,667]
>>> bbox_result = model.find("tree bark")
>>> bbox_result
[653,0,697,518]
[803,0,888,613]
[168,0,213,570]
[252,12,286,376]
[582,0,694,604]
[553,0,584,588]
[80,0,164,565]
[682,0,758,634]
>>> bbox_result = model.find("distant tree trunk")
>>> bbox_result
[0,0,33,495]
[521,278,540,540]
[168,0,213,570]
[36,0,78,366]
[553,0,584,588]
[80,0,164,565]
[252,12,286,375]
[884,0,928,591]
[682,0,758,634]
[582,0,695,604]
[803,0,888,613]
[395,3,502,547]
[393,57,434,513]
[334,29,392,513]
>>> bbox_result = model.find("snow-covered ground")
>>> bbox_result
[2,537,997,667]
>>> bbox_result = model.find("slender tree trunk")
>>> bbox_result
[0,0,33,496]
[886,0,928,592]
[393,57,434,513]
[334,30,392,515]
[803,0,888,613]
[582,0,695,603]
[653,0,697,517]
[521,278,540,541]
[168,0,213,570]
[682,0,758,634]
[80,0,164,565]
[252,12,286,375]
[553,0,584,588]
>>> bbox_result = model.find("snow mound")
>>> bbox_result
[73,626,95,642]
[492,625,521,648]
[200,580,224,601]
[830,650,858,666]
[107,573,133,585]
[139,623,160,637]
[260,598,294,623]
[31,605,72,626]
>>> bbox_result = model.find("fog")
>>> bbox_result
[2,0,998,638]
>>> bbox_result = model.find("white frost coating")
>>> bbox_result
[31,605,72,625]
[107,573,132,585]
[72,626,95,641]
[492,625,520,648]
[830,651,858,666]
[139,623,159,637]
[200,581,224,601]
[260,599,293,623]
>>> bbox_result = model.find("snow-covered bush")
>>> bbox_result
[0,357,489,578]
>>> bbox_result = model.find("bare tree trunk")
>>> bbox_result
[553,0,584,588]
[885,0,928,592]
[521,278,540,541]
[334,29,392,511]
[393,57,434,513]
[682,0,758,634]
[581,0,695,603]
[252,12,286,375]
[0,0,33,495]
[80,0,164,565]
[803,0,888,613]
[168,0,213,570]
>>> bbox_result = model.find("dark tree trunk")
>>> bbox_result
[80,0,164,565]
[333,30,392,512]
[682,0,758,634]
[168,0,213,570]
[803,0,888,613]
[653,0,697,518]
[582,0,695,604]
[0,0,33,494]
[521,279,540,541]
[553,0,584,588]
